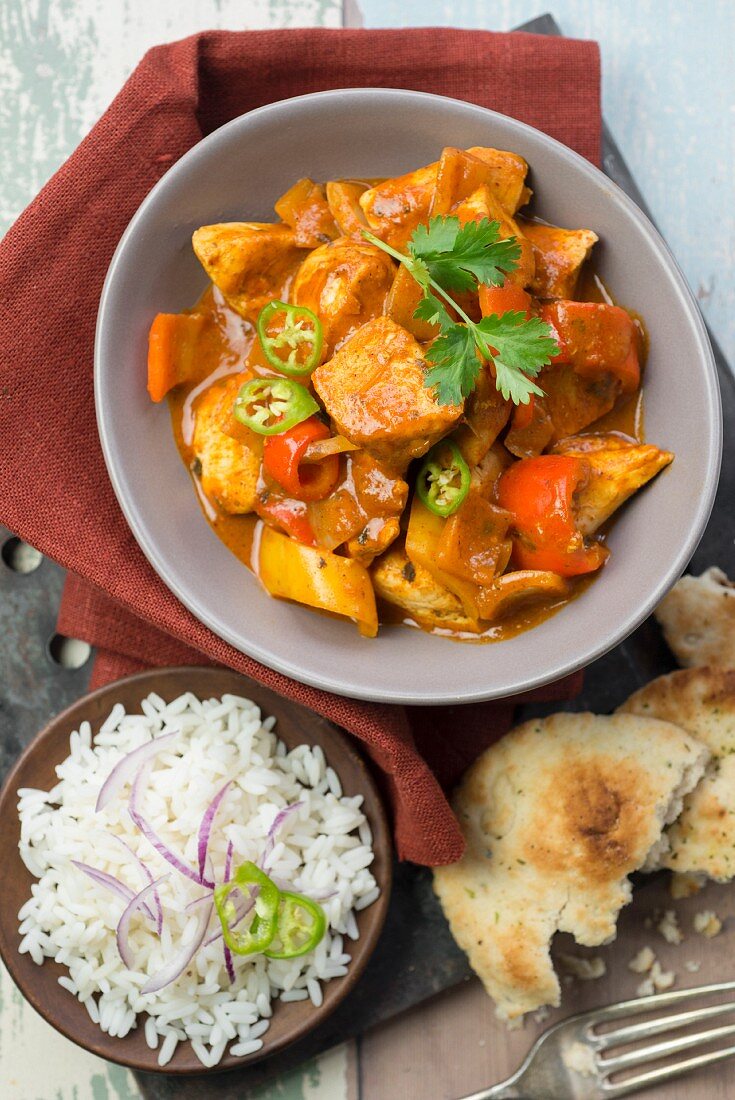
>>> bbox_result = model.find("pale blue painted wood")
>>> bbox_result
[354,0,735,370]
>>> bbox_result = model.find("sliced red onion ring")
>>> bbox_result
[260,801,303,869]
[224,840,234,883]
[223,943,236,984]
[116,874,170,969]
[197,781,233,886]
[108,835,161,931]
[129,763,201,886]
[96,731,179,812]
[72,861,136,906]
[141,896,213,994]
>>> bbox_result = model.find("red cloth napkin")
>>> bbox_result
[0,28,599,865]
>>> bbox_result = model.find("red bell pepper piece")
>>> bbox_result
[256,497,317,546]
[539,301,640,393]
[497,454,609,576]
[262,416,340,503]
[478,281,533,319]
[480,281,537,421]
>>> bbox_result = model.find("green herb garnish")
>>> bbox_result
[364,216,559,407]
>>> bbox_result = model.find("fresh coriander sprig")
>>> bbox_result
[363,216,559,407]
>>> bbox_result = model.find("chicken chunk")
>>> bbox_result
[291,238,396,357]
[552,434,674,534]
[466,146,532,213]
[312,316,463,466]
[372,544,482,633]
[192,223,304,321]
[522,222,598,299]
[192,376,262,514]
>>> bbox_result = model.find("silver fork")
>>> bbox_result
[458,981,735,1099]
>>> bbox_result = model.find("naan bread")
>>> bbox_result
[433,713,708,1021]
[620,667,735,881]
[655,567,735,669]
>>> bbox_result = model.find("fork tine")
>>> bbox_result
[594,999,735,1050]
[581,980,735,1027]
[601,1043,735,1098]
[601,1020,735,1072]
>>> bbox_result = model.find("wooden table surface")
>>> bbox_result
[1,3,734,1098]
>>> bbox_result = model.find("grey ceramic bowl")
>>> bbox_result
[95,88,721,706]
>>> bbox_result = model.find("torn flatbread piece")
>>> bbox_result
[433,713,708,1021]
[620,668,735,882]
[655,567,735,669]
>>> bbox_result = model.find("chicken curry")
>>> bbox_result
[147,145,673,641]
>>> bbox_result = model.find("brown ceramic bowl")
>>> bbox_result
[0,667,392,1075]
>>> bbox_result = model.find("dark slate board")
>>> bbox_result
[1,13,732,1100]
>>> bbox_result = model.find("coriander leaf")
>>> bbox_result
[409,216,461,259]
[476,311,558,402]
[407,255,431,294]
[413,294,454,331]
[493,359,546,404]
[424,325,481,406]
[409,216,521,292]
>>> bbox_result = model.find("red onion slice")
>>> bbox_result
[260,801,303,869]
[223,942,236,984]
[96,731,178,812]
[72,861,136,906]
[141,896,213,994]
[224,840,234,883]
[109,835,161,931]
[116,874,170,969]
[197,781,233,886]
[129,763,201,886]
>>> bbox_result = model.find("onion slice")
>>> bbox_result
[72,861,136,906]
[109,835,161,931]
[197,781,233,886]
[260,801,303,869]
[224,840,234,883]
[96,731,179,813]
[141,896,213,994]
[116,874,170,969]
[129,763,202,886]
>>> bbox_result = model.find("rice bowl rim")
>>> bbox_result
[0,666,392,1075]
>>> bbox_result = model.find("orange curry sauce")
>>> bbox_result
[168,265,645,643]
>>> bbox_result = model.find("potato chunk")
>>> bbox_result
[452,185,535,287]
[312,316,463,465]
[192,223,304,321]
[372,544,482,634]
[192,377,262,514]
[291,238,396,357]
[552,433,674,534]
[359,162,438,249]
[522,222,598,299]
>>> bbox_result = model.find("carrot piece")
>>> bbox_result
[147,313,206,402]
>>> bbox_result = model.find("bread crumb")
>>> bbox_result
[628,946,656,974]
[657,909,683,945]
[670,872,704,899]
[694,910,722,938]
[636,960,675,997]
[558,955,606,981]
[533,1006,551,1024]
[684,960,701,973]
[562,1041,597,1078]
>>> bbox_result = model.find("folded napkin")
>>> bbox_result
[0,27,599,865]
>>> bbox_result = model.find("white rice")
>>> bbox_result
[16,691,379,1067]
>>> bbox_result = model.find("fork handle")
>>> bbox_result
[456,1078,524,1099]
